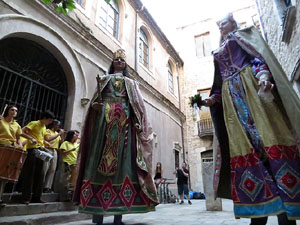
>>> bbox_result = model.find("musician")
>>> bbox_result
[0,105,23,148]
[43,119,64,193]
[20,111,55,204]
[0,105,23,207]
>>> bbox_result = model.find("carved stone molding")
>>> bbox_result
[81,97,90,106]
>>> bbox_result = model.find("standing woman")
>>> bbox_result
[203,14,300,225]
[73,49,158,225]
[60,130,79,198]
[154,162,163,189]
[0,105,23,206]
[43,120,64,193]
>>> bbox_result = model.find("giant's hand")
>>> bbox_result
[203,98,215,107]
[258,80,274,92]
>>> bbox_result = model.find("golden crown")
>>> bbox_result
[217,13,235,26]
[113,49,126,60]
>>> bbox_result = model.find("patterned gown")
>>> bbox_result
[77,74,157,215]
[211,35,300,220]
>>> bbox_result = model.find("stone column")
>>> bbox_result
[202,135,222,211]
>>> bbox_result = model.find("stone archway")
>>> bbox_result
[0,37,68,126]
[0,14,88,129]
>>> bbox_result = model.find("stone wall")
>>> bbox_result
[256,0,300,97]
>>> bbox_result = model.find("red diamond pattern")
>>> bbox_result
[243,178,256,192]
[80,180,94,208]
[280,172,297,189]
[230,150,259,169]
[96,179,117,211]
[119,176,136,209]
[266,145,299,160]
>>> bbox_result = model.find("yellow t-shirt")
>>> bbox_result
[60,141,79,165]
[20,136,28,151]
[0,119,22,146]
[45,129,61,149]
[25,120,46,149]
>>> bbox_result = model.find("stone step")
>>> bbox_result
[0,202,75,217]
[2,192,59,203]
[0,210,92,225]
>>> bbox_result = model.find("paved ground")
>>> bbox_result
[57,199,300,225]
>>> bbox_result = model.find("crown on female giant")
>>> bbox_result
[216,12,235,26]
[113,49,126,60]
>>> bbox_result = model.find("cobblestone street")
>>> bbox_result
[58,199,299,225]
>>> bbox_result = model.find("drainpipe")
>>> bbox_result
[176,64,185,163]
[135,5,144,72]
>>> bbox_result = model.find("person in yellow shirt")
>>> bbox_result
[0,105,23,207]
[20,111,54,204]
[59,130,79,201]
[0,105,23,148]
[43,120,64,193]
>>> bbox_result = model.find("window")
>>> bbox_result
[75,0,86,8]
[174,150,179,169]
[251,14,261,31]
[274,0,296,42]
[197,89,213,137]
[98,0,119,38]
[195,32,212,58]
[199,90,210,116]
[275,0,291,24]
[168,62,174,93]
[139,29,149,68]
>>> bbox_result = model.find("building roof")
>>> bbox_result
[128,0,184,67]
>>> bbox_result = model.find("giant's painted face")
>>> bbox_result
[113,57,126,72]
[218,18,236,37]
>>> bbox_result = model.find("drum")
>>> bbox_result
[0,146,27,182]
[34,148,53,162]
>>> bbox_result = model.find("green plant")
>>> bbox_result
[189,93,204,109]
[42,0,118,15]
[43,0,75,14]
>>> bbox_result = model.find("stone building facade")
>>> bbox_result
[0,0,185,181]
[174,5,259,192]
[255,0,300,97]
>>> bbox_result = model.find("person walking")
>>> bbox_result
[174,162,192,205]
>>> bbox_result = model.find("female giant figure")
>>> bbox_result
[73,49,158,225]
[204,14,300,225]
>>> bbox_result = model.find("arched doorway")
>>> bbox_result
[0,37,68,126]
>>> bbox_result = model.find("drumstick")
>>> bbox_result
[1,104,8,116]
